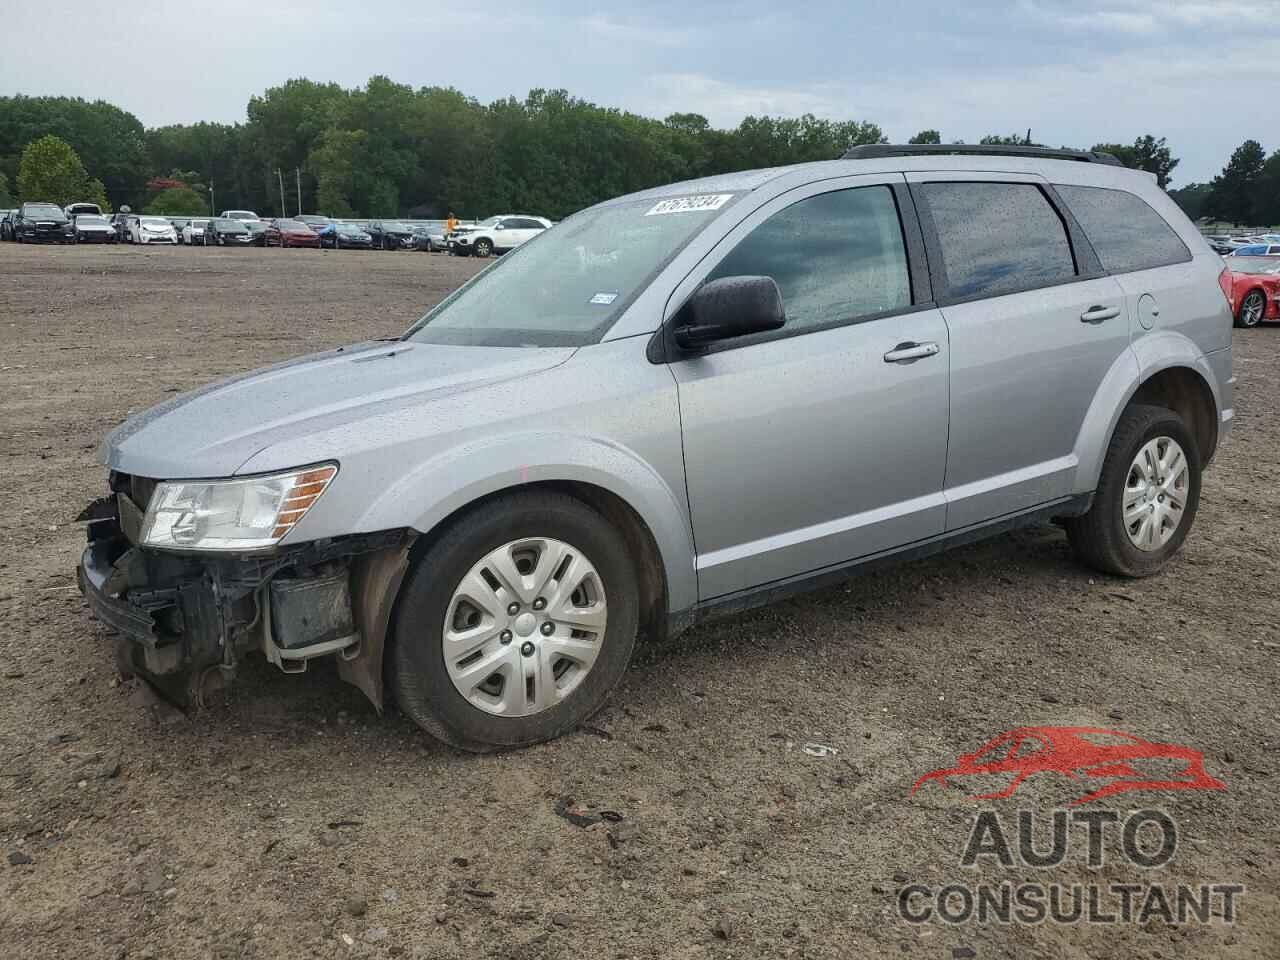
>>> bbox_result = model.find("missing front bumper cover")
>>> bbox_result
[76,490,407,703]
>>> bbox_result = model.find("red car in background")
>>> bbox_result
[264,218,321,248]
[1224,256,1280,328]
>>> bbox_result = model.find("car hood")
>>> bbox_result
[101,341,576,479]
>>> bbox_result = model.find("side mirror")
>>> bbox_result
[674,276,786,349]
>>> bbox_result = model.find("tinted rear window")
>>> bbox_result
[1056,184,1190,274]
[920,182,1076,300]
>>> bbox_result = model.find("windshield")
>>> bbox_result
[141,217,170,226]
[77,215,109,225]
[217,220,248,233]
[24,204,64,218]
[405,195,736,347]
[337,223,365,234]
[381,221,408,232]
[276,220,306,230]
[1229,257,1280,276]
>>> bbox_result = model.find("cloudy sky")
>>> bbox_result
[6,0,1278,184]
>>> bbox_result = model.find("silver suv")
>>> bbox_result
[78,144,1234,751]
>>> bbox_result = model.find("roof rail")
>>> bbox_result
[841,143,1123,167]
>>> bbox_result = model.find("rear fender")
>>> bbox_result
[1072,332,1221,492]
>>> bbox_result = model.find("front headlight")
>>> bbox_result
[140,464,337,551]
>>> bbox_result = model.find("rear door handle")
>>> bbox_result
[1080,305,1120,324]
[883,341,941,363]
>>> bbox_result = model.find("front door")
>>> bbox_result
[668,179,951,600]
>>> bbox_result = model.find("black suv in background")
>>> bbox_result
[14,202,76,243]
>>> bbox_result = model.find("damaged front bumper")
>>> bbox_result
[76,474,412,706]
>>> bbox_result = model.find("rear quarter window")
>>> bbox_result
[1055,184,1191,274]
[918,182,1077,301]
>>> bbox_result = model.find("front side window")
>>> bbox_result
[706,185,912,337]
[921,182,1076,300]
[1056,184,1191,274]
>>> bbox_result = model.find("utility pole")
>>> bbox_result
[295,168,302,217]
[276,168,286,217]
[210,178,215,216]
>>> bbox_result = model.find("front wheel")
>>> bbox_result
[1065,404,1201,578]
[1236,290,1265,328]
[392,492,639,752]
[473,237,493,258]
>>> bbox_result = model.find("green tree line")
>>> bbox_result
[1,84,1276,224]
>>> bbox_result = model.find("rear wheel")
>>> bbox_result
[392,492,639,752]
[1065,404,1200,577]
[1236,290,1265,328]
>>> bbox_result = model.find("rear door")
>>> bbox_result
[668,175,950,599]
[908,174,1130,529]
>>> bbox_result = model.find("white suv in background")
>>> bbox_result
[449,215,551,257]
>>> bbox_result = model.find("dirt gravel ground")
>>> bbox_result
[0,244,1276,960]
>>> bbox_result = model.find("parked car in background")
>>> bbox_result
[0,210,15,240]
[448,215,551,257]
[110,213,135,243]
[1228,243,1280,257]
[318,221,374,249]
[73,214,117,243]
[65,202,103,220]
[264,218,321,248]
[181,219,210,245]
[410,224,447,251]
[14,202,76,243]
[244,221,268,246]
[296,215,331,232]
[171,218,191,243]
[1224,256,1280,327]
[219,210,260,222]
[74,144,1233,751]
[204,218,254,246]
[129,216,178,245]
[366,219,415,250]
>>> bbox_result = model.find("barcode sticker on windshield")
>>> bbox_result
[589,292,619,305]
[645,194,733,216]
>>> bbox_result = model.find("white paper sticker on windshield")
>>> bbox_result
[645,194,733,216]
[589,292,619,305]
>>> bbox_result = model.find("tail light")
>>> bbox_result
[1218,266,1233,308]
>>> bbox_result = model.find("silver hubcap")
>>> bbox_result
[443,538,607,717]
[1242,292,1264,326]
[1123,436,1189,551]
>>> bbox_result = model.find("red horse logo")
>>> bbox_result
[912,726,1225,806]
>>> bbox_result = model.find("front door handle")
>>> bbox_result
[883,341,940,363]
[1080,305,1120,324]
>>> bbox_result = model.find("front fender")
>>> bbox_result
[353,432,698,614]
[1072,332,1222,492]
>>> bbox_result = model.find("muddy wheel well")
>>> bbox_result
[405,480,670,646]
[1130,366,1219,464]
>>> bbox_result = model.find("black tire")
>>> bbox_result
[1065,404,1201,578]
[1235,289,1265,328]
[392,491,640,752]
[473,237,493,258]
